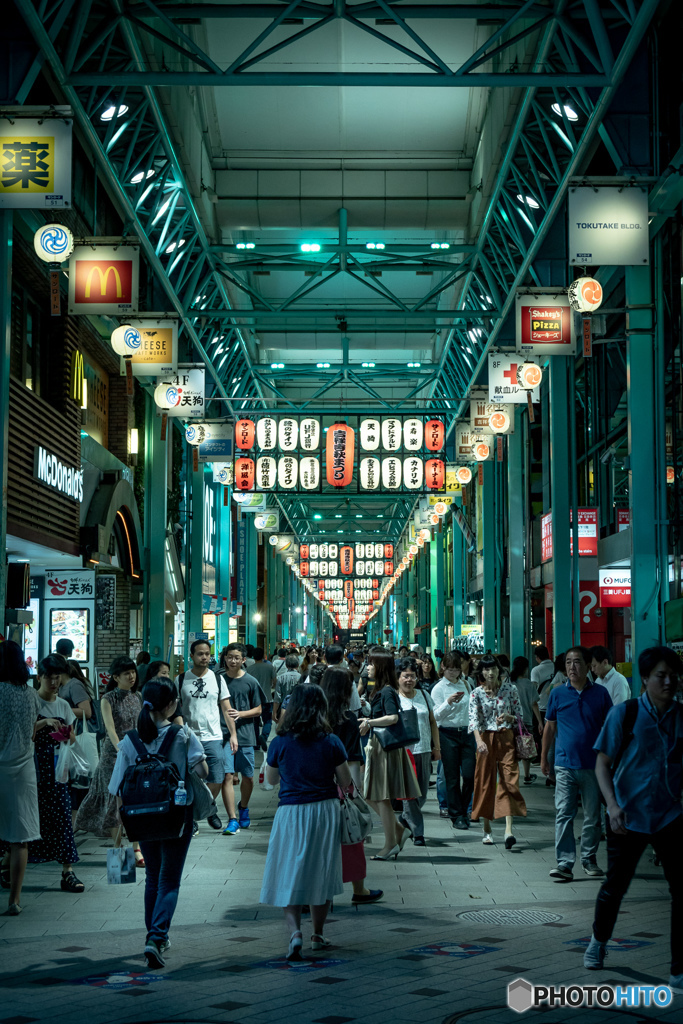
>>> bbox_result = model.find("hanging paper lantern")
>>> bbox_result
[471,442,490,462]
[340,545,354,575]
[667,466,675,484]
[34,223,74,263]
[278,455,298,489]
[403,418,424,451]
[326,422,355,487]
[517,362,543,389]
[429,513,440,526]
[300,544,310,559]
[344,580,354,599]
[310,561,319,576]
[268,534,279,547]
[420,529,432,541]
[328,543,338,559]
[319,560,328,577]
[154,381,182,410]
[185,423,210,446]
[256,456,276,489]
[382,456,401,490]
[456,466,473,485]
[300,456,320,490]
[568,276,603,313]
[355,543,364,559]
[403,456,424,490]
[384,561,394,576]
[372,578,379,588]
[425,458,445,489]
[310,543,319,559]
[425,419,445,451]
[372,589,379,601]
[385,543,394,559]
[373,560,383,577]
[359,457,380,490]
[256,416,277,450]
[417,536,425,548]
[320,543,329,559]
[300,561,309,577]
[235,419,255,449]
[356,560,365,576]
[234,457,255,491]
[111,324,142,356]
[318,579,325,590]
[277,417,298,451]
[360,418,380,451]
[299,418,320,451]
[433,501,448,516]
[489,410,510,434]
[376,543,384,558]
[381,418,402,451]
[329,561,338,577]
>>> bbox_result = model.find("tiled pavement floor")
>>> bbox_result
[0,771,680,1024]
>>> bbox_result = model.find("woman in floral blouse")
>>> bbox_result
[468,654,526,848]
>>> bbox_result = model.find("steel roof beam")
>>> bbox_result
[68,71,611,86]
[128,5,555,20]
[188,308,502,319]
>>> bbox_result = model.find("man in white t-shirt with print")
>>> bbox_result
[176,639,237,833]
[590,646,631,705]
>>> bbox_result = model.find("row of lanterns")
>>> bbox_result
[301,560,393,578]
[233,452,446,491]
[300,542,393,560]
[232,417,445,453]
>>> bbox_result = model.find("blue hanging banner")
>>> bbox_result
[235,520,247,606]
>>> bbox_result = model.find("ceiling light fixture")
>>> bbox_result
[300,243,321,252]
[516,194,540,209]
[551,102,578,121]
[101,103,128,121]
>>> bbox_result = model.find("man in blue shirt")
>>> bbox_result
[583,646,683,990]
[541,646,613,881]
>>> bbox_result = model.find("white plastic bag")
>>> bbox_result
[72,729,98,778]
[54,742,73,784]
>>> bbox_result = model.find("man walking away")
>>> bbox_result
[325,645,362,714]
[531,646,555,707]
[590,647,630,705]
[272,655,303,721]
[541,646,612,881]
[219,645,262,835]
[584,646,683,992]
[249,647,277,750]
[175,640,237,834]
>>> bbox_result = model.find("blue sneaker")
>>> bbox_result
[238,803,251,829]
[222,819,240,836]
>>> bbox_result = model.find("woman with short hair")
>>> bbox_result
[396,658,439,847]
[260,684,352,960]
[0,642,41,914]
[469,654,527,848]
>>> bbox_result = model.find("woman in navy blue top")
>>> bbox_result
[260,684,351,961]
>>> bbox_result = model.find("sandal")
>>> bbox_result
[0,862,10,890]
[135,854,146,868]
[311,934,331,951]
[286,930,304,962]
[60,871,85,893]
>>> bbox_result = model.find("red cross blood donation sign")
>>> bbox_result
[598,568,631,608]
[516,289,577,356]
[488,354,541,404]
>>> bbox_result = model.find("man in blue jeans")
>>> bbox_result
[541,646,612,881]
[219,645,262,835]
[584,646,683,991]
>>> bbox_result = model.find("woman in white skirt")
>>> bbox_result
[260,683,352,961]
[0,642,42,915]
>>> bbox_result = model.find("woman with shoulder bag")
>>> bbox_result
[396,658,440,848]
[358,651,420,861]
[321,667,382,907]
[108,677,208,969]
[469,654,527,849]
[61,661,98,819]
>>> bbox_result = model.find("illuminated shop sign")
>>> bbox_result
[34,446,83,503]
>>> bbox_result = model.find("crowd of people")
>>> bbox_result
[0,636,681,991]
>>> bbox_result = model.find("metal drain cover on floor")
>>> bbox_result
[457,909,563,926]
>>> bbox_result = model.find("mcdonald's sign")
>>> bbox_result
[70,349,84,403]
[68,245,139,315]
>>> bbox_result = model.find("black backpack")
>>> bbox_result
[118,725,186,841]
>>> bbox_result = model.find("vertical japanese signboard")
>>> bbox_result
[570,508,598,557]
[235,520,247,607]
[516,289,577,356]
[0,110,72,208]
[68,245,139,315]
[541,512,553,562]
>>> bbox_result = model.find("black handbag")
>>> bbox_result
[374,707,420,752]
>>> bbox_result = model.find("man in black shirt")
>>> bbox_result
[219,644,262,834]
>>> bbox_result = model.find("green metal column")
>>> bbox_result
[143,396,168,658]
[185,459,204,664]
[452,512,464,639]
[482,460,496,652]
[0,213,12,632]
[549,356,573,655]
[626,265,661,666]
[217,486,231,650]
[418,547,429,648]
[508,408,525,659]
[266,544,277,655]
[246,519,258,645]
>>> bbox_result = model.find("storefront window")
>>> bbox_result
[11,288,49,396]
[49,607,90,663]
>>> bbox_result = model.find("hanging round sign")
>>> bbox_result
[111,325,142,355]
[488,410,510,433]
[517,362,543,389]
[456,466,473,485]
[154,381,181,409]
[34,224,74,263]
[472,442,490,462]
[568,276,603,313]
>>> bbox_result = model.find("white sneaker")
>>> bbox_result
[262,781,274,791]
[482,834,494,845]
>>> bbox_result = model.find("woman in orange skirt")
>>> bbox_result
[468,654,526,849]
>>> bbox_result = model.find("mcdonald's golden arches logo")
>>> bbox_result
[84,264,122,299]
[68,245,139,315]
[70,350,84,403]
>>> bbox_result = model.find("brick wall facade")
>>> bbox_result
[107,375,134,464]
[94,568,132,671]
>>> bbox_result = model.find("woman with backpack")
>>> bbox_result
[260,684,352,961]
[108,677,208,969]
